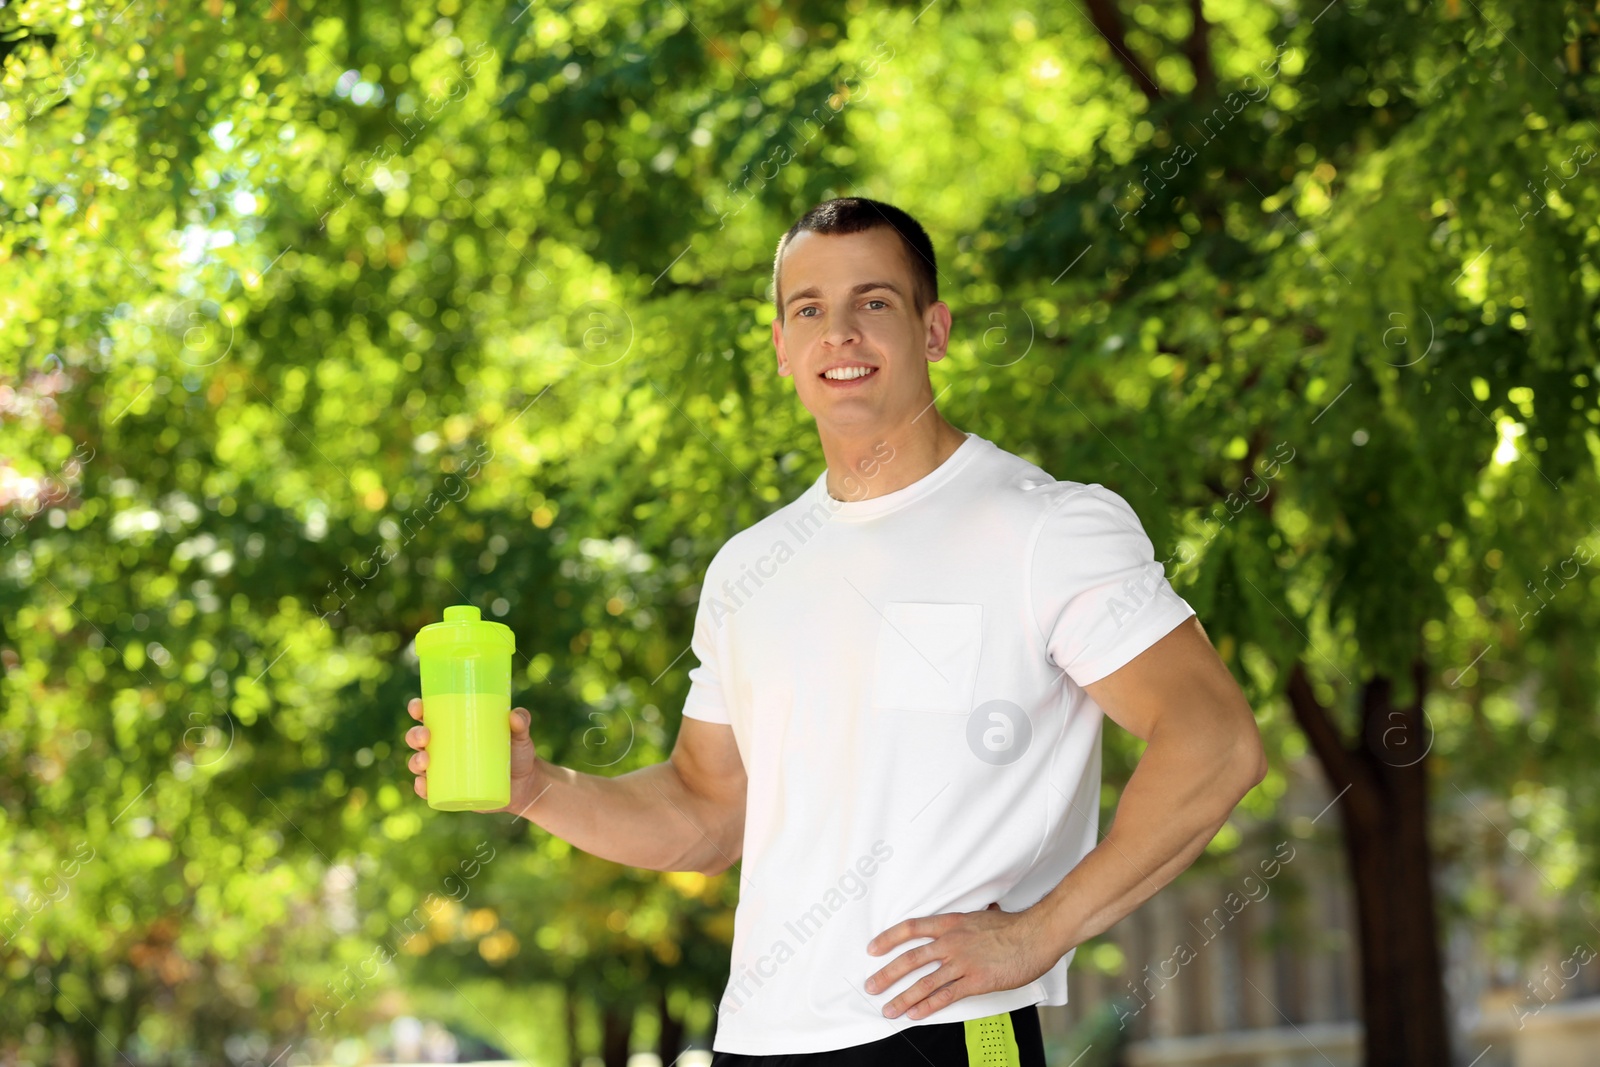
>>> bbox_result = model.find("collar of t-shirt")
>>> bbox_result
[810,431,986,523]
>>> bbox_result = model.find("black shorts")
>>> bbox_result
[708,1004,1046,1067]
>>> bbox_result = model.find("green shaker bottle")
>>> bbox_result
[415,605,515,812]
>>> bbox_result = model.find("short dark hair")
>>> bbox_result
[771,198,938,323]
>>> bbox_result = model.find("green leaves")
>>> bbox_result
[4,0,1600,1057]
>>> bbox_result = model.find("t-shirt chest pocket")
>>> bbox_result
[868,602,983,714]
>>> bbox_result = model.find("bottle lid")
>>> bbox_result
[415,604,515,656]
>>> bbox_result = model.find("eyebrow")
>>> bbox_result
[784,280,906,308]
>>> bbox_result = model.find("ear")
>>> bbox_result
[773,317,790,377]
[924,301,953,364]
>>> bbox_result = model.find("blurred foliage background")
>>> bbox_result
[2,0,1599,1065]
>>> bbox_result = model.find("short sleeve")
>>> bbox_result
[679,565,732,724]
[1029,484,1197,687]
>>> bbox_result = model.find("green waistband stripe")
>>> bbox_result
[962,1010,1021,1067]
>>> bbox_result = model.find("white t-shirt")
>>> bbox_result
[681,431,1196,1054]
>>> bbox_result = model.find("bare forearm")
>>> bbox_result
[515,757,742,875]
[1030,725,1264,953]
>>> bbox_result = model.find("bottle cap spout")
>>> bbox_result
[416,604,515,657]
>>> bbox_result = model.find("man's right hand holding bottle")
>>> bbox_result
[404,698,544,816]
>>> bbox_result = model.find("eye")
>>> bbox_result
[796,306,818,317]
[865,299,888,310]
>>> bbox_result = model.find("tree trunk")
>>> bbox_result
[1288,658,1452,1066]
[70,1024,97,1067]
[38,968,99,1067]
[600,1003,631,1067]
[565,991,581,1067]
[1081,0,1164,103]
[656,986,685,1064]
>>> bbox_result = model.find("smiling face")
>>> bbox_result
[772,226,952,434]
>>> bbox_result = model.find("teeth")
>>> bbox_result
[823,366,875,380]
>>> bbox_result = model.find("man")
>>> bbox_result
[403,198,1267,1065]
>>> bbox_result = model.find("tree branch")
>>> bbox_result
[1286,660,1363,805]
[1081,0,1164,103]
[1409,654,1428,717]
[1184,0,1214,98]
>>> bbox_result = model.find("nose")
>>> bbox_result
[823,307,862,349]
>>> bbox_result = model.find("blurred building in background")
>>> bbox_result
[1035,758,1600,1067]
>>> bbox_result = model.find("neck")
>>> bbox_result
[818,413,968,502]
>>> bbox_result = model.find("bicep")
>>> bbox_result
[670,715,748,814]
[1081,616,1256,744]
